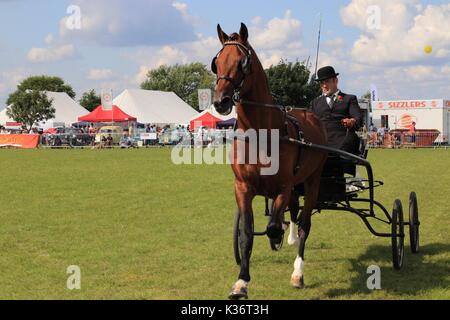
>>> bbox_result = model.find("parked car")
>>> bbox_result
[95,126,123,145]
[158,128,187,146]
[45,127,92,147]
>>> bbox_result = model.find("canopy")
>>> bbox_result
[78,105,137,123]
[189,111,223,130]
[217,118,236,129]
[113,89,199,125]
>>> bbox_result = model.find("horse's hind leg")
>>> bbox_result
[291,171,321,288]
[229,183,255,300]
[288,189,300,246]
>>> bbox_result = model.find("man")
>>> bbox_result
[409,121,417,143]
[310,66,363,154]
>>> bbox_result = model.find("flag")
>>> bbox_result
[198,89,212,111]
[370,84,378,102]
[101,89,113,110]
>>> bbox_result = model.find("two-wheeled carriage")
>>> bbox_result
[233,145,420,270]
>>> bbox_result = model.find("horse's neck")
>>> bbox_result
[236,66,283,131]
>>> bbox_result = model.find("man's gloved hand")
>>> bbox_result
[341,118,356,129]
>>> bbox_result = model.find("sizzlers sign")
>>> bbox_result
[375,100,443,110]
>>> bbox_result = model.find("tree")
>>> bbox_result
[361,91,371,100]
[6,90,55,132]
[6,76,76,106]
[79,89,101,112]
[265,59,322,108]
[140,63,215,111]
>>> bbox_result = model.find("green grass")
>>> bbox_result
[0,148,449,300]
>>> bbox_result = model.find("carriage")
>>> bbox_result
[211,22,422,299]
[232,143,420,270]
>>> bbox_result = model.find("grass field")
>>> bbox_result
[0,148,449,300]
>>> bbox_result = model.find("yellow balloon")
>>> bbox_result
[424,45,433,54]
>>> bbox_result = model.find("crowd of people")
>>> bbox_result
[366,122,419,148]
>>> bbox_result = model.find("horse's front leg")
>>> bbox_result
[266,188,292,240]
[291,171,321,288]
[229,182,255,300]
[288,189,300,246]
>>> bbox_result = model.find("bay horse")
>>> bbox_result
[212,23,328,299]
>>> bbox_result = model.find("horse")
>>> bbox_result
[212,23,328,299]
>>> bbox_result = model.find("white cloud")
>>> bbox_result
[134,46,189,84]
[58,0,196,47]
[87,68,114,80]
[250,10,303,50]
[0,68,29,106]
[341,0,450,65]
[27,44,76,62]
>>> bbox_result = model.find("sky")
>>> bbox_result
[0,0,449,109]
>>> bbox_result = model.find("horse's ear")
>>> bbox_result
[217,24,229,44]
[239,23,248,43]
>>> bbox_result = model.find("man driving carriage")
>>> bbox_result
[310,66,363,155]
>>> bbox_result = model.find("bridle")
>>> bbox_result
[211,41,252,103]
[211,41,292,113]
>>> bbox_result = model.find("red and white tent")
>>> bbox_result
[189,111,223,130]
[78,105,137,123]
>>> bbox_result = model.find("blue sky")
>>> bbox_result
[0,0,449,108]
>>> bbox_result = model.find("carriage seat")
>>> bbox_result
[294,151,363,202]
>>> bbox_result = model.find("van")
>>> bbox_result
[96,126,123,145]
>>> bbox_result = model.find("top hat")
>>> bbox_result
[315,66,340,82]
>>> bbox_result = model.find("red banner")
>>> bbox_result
[0,134,40,149]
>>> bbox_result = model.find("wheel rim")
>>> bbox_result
[392,199,405,270]
[409,192,420,253]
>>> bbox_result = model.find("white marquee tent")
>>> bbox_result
[0,92,88,129]
[113,89,199,125]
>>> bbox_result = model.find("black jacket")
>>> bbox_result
[310,91,362,154]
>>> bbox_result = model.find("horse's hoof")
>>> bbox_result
[228,289,248,300]
[266,223,284,239]
[229,280,249,300]
[291,275,305,289]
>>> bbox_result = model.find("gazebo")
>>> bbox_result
[78,105,137,123]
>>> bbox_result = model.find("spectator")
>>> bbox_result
[106,134,113,148]
[120,132,133,149]
[409,121,417,144]
[377,126,385,147]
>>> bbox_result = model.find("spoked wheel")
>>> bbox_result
[391,199,405,270]
[233,209,254,266]
[409,192,420,253]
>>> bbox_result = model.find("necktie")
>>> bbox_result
[326,94,334,108]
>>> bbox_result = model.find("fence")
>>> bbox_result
[367,130,448,149]
[38,129,450,149]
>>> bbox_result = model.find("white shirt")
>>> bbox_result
[325,90,341,108]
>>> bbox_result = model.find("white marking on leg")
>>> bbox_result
[288,221,299,246]
[292,256,304,278]
[233,279,248,291]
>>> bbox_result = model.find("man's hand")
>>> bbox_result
[342,118,356,129]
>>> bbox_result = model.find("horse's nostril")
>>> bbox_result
[221,96,231,105]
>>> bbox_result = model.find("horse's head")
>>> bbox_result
[212,23,252,116]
